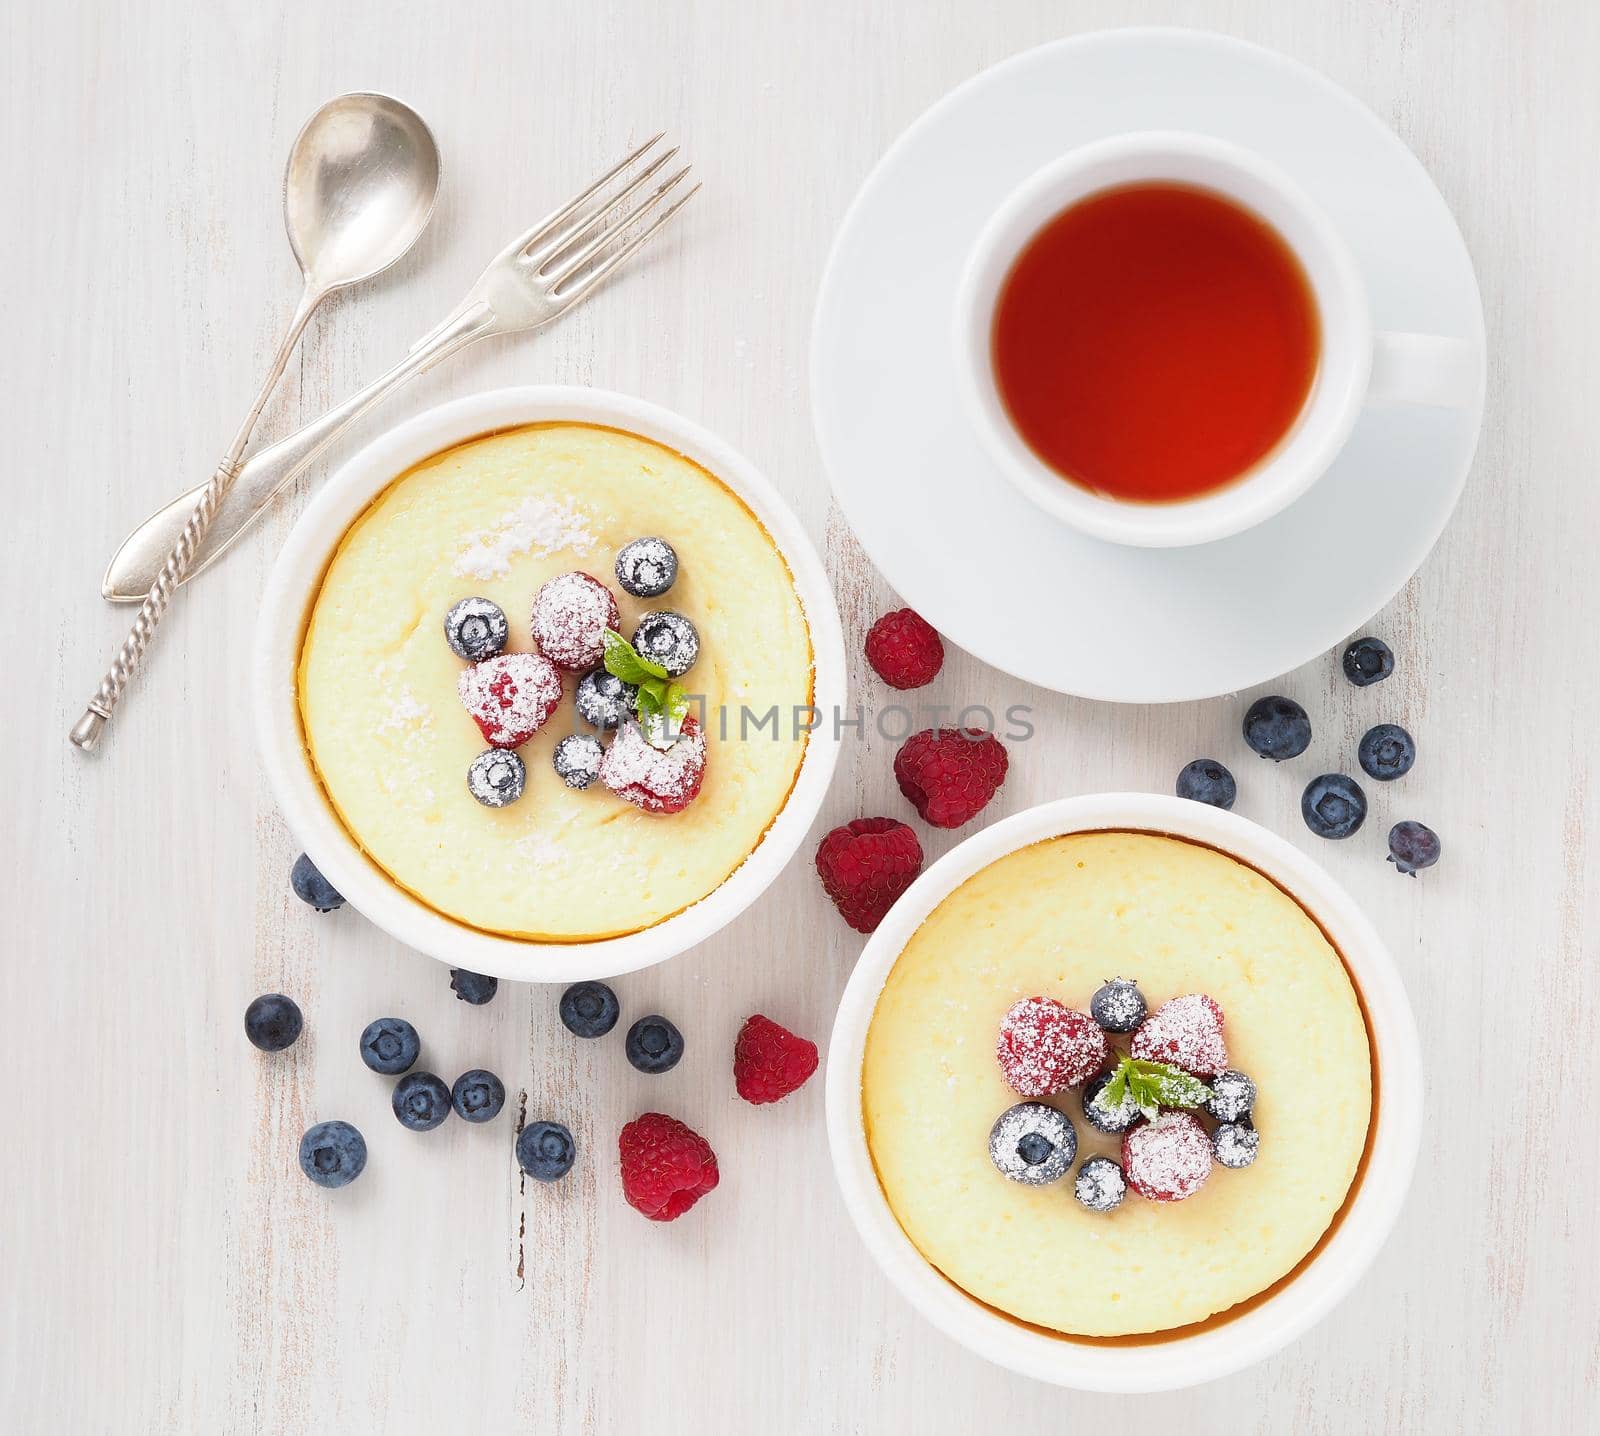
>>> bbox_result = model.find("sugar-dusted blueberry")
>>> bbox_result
[443,596,509,662]
[298,1120,367,1189]
[1388,820,1442,876]
[1342,636,1395,687]
[559,981,620,1038]
[244,993,303,1053]
[615,537,679,598]
[1358,723,1416,782]
[1301,773,1367,839]
[625,1015,684,1074]
[1205,1069,1256,1124]
[1089,977,1147,1034]
[450,969,498,1006]
[290,853,344,911]
[988,1103,1076,1185]
[632,610,699,677]
[517,1120,576,1181]
[451,1069,506,1123]
[574,668,637,731]
[467,748,526,808]
[552,734,604,790]
[1213,1119,1260,1169]
[1176,758,1237,809]
[1242,695,1312,761]
[1073,1156,1128,1213]
[1081,1071,1139,1134]
[392,1071,452,1131]
[359,1017,420,1075]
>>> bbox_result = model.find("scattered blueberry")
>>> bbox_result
[450,969,498,1005]
[1388,820,1442,876]
[1358,723,1416,782]
[467,748,526,808]
[1073,1156,1128,1213]
[624,1015,684,1074]
[244,993,303,1053]
[1242,696,1312,761]
[988,1103,1076,1185]
[359,1017,420,1075]
[615,537,679,599]
[1205,1069,1256,1124]
[552,734,604,790]
[574,668,638,730]
[392,1071,452,1131]
[290,853,344,911]
[298,1120,367,1189]
[1081,1071,1140,1134]
[517,1120,576,1181]
[1089,977,1147,1034]
[1342,636,1395,687]
[632,611,699,677]
[451,1069,506,1123]
[1213,1119,1260,1169]
[559,981,620,1038]
[1301,773,1368,839]
[443,596,510,662]
[1176,758,1237,809]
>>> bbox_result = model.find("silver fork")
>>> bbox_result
[73,135,697,749]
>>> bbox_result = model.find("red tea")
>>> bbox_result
[991,183,1319,504]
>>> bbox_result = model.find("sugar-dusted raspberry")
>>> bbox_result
[458,652,563,748]
[894,727,1008,828]
[619,1113,719,1221]
[1130,994,1228,1077]
[996,996,1108,1097]
[598,713,706,814]
[733,1014,819,1105]
[1123,1111,1213,1202]
[864,608,944,690]
[814,817,923,933]
[530,571,621,671]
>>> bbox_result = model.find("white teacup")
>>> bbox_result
[953,131,1479,548]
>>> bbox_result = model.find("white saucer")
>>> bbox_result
[811,28,1486,703]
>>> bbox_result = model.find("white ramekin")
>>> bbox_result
[255,387,846,983]
[825,792,1422,1392]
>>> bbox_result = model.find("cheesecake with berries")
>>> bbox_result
[860,830,1372,1339]
[297,422,812,941]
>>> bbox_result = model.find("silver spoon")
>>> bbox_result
[69,92,441,751]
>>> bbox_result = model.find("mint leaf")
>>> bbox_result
[664,682,690,726]
[634,683,665,722]
[1100,1055,1212,1121]
[1102,1062,1129,1113]
[603,629,668,685]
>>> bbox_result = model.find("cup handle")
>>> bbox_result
[1368,330,1479,409]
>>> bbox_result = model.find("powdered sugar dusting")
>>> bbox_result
[599,716,707,814]
[530,571,620,670]
[1123,1111,1214,1202]
[1130,994,1229,1077]
[457,653,563,748]
[452,497,597,579]
[377,685,434,751]
[995,996,1108,1097]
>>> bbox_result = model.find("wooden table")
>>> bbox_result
[5,2,1594,1430]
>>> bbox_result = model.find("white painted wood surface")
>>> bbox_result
[3,2,1595,1430]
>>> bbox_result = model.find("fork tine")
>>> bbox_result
[504,131,665,256]
[541,165,692,281]
[552,182,701,303]
[532,147,681,271]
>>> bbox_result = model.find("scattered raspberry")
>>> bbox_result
[599,713,706,814]
[530,570,621,670]
[733,1014,819,1105]
[864,608,945,690]
[1123,1111,1213,1202]
[995,996,1108,1096]
[457,652,563,748]
[1130,994,1228,1077]
[893,727,1008,828]
[619,1112,719,1221]
[815,817,923,933]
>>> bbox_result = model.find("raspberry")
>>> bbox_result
[1123,1111,1213,1202]
[1130,994,1228,1077]
[457,653,563,748]
[618,1113,719,1221]
[530,571,621,671]
[864,608,944,690]
[893,728,1008,828]
[996,996,1108,1096]
[815,817,923,933]
[599,714,706,815]
[733,1014,819,1105]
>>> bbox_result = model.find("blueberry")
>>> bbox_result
[1073,1156,1127,1213]
[1205,1069,1256,1123]
[615,537,679,598]
[517,1120,575,1181]
[467,748,526,808]
[244,993,303,1052]
[988,1102,1076,1184]
[1081,1072,1139,1134]
[1301,773,1367,839]
[392,1071,452,1131]
[359,1017,420,1075]
[1358,723,1416,782]
[632,611,699,677]
[1213,1119,1260,1169]
[290,853,344,911]
[1342,636,1394,687]
[1089,977,1147,1034]
[574,669,638,730]
[1242,696,1312,761]
[450,969,498,1005]
[443,596,510,662]
[1388,820,1441,876]
[451,1069,506,1123]
[552,734,604,790]
[624,1015,684,1074]
[1176,758,1237,809]
[559,981,620,1038]
[298,1120,367,1188]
